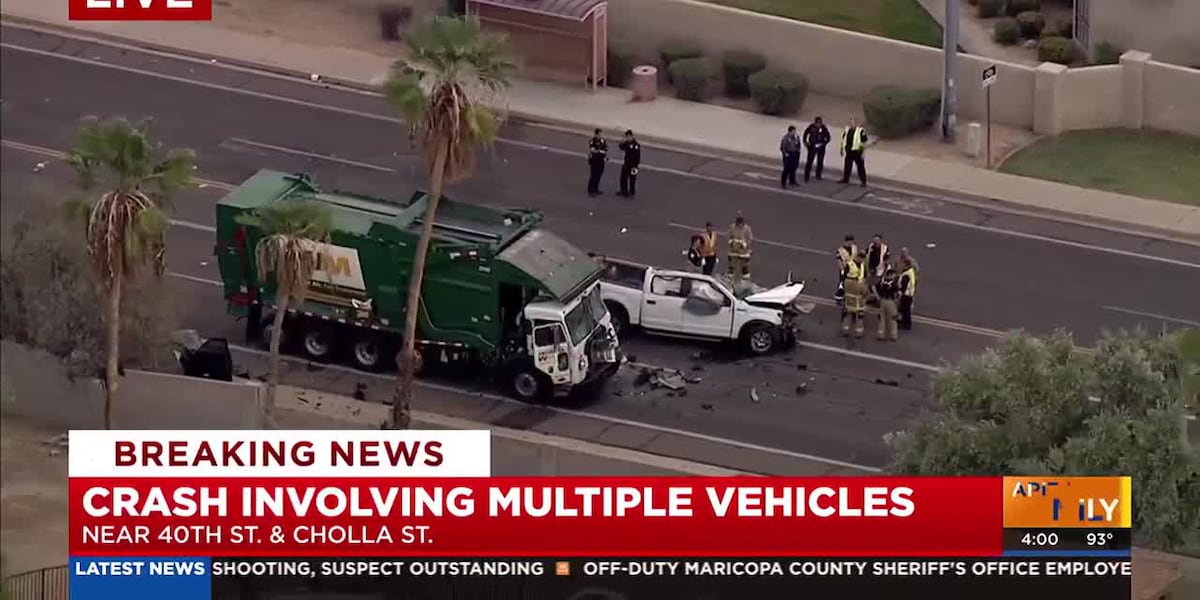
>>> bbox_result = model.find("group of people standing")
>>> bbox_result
[780,117,871,189]
[587,128,641,197]
[834,234,918,340]
[685,219,753,281]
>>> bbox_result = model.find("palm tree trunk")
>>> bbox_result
[392,141,449,429]
[103,275,123,430]
[264,298,288,430]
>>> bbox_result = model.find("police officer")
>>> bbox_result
[874,264,900,341]
[700,222,719,275]
[779,125,802,188]
[685,235,704,271]
[841,250,868,338]
[587,128,608,196]
[728,216,753,282]
[839,117,870,187]
[802,116,831,182]
[834,234,858,304]
[865,234,890,302]
[617,129,641,197]
[898,257,918,330]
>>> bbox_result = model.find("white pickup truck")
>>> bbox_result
[595,256,813,355]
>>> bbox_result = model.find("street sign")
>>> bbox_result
[982,65,998,88]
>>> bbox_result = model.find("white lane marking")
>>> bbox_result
[169,271,221,286]
[1101,305,1200,328]
[170,219,216,233]
[226,137,397,173]
[218,339,881,473]
[666,222,827,256]
[5,41,1198,269]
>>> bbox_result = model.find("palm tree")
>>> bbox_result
[66,117,194,429]
[384,16,516,429]
[235,201,333,428]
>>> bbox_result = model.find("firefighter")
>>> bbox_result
[898,257,918,330]
[587,128,608,196]
[874,264,900,341]
[841,250,868,338]
[700,222,719,275]
[728,216,753,282]
[617,129,641,197]
[834,234,858,304]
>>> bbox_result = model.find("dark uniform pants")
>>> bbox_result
[841,150,866,185]
[588,159,605,194]
[701,256,717,275]
[804,146,825,181]
[899,296,914,330]
[781,152,800,186]
[619,163,638,195]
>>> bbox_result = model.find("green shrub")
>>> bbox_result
[1016,11,1045,38]
[668,58,710,101]
[993,17,1021,45]
[659,41,703,67]
[1005,0,1039,16]
[977,0,1003,18]
[1093,41,1122,65]
[747,70,809,116]
[1050,18,1073,39]
[607,48,636,87]
[721,50,767,98]
[863,86,941,138]
[1037,35,1077,65]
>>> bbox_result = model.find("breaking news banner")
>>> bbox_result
[68,430,1134,599]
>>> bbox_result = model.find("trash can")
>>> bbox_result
[631,65,657,101]
[965,122,982,158]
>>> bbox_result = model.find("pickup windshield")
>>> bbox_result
[565,285,607,345]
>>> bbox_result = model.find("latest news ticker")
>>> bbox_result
[68,430,1134,599]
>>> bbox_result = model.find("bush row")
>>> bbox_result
[863,87,941,138]
[977,0,1041,18]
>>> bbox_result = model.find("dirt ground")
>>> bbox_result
[0,413,69,576]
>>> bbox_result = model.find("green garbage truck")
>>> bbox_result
[214,170,620,401]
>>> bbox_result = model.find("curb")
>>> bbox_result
[3,15,1197,245]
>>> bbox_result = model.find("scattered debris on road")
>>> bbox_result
[750,387,760,403]
[43,433,69,456]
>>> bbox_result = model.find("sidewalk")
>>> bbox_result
[2,1,1197,237]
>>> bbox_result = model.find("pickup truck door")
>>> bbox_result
[641,275,686,332]
[681,277,736,338]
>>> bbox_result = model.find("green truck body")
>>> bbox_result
[215,170,619,398]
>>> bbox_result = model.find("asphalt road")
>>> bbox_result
[2,27,1198,469]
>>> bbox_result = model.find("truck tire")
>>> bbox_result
[299,321,336,362]
[508,363,551,403]
[350,332,388,372]
[605,301,632,338]
[740,323,778,356]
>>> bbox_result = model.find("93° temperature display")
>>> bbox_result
[1004,528,1130,556]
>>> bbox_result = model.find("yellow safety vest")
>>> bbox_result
[846,259,865,283]
[701,232,718,257]
[837,244,858,266]
[901,267,917,297]
[841,127,866,153]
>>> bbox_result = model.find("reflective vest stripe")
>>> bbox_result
[842,128,865,152]
[901,268,918,296]
[701,232,718,256]
[846,261,865,282]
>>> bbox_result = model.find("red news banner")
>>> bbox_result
[69,431,999,557]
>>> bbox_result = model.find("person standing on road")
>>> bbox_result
[898,256,918,331]
[834,234,858,304]
[841,250,868,338]
[779,125,803,189]
[685,235,705,271]
[839,117,870,187]
[587,128,608,196]
[874,264,900,341]
[700,222,719,275]
[802,116,831,182]
[865,234,890,302]
[728,216,754,282]
[617,129,641,197]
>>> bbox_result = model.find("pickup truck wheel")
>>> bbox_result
[742,324,778,356]
[509,365,550,403]
[606,301,631,338]
[299,322,336,362]
[350,333,387,372]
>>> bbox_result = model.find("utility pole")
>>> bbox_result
[940,0,960,142]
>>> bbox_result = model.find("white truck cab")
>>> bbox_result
[596,257,811,355]
[517,281,619,400]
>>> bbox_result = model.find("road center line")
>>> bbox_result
[667,222,828,256]
[4,41,1197,269]
[1101,305,1200,328]
[226,137,397,173]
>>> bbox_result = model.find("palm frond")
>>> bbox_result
[242,200,334,307]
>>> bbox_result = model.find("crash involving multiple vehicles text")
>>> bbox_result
[200,170,813,402]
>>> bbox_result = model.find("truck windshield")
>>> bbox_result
[565,286,607,345]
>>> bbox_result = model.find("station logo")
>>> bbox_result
[1002,476,1132,529]
[68,0,212,21]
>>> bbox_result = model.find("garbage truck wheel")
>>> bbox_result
[508,363,550,403]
